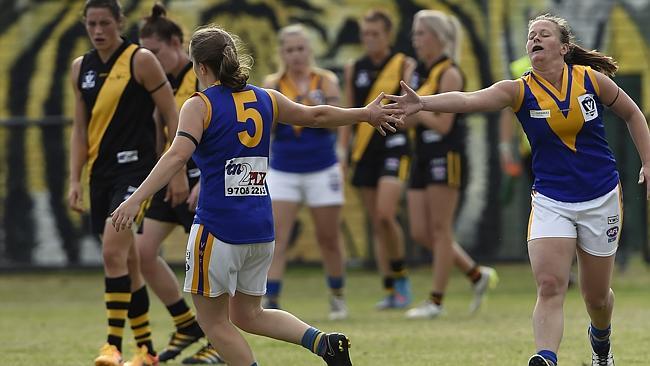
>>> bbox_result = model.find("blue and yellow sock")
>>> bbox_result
[301,327,326,356]
[327,276,344,297]
[589,323,611,355]
[538,350,557,365]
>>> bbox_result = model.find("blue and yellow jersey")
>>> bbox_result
[191,82,277,244]
[512,64,618,202]
[270,70,337,173]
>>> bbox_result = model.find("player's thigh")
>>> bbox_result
[407,189,430,245]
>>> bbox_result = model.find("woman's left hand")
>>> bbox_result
[638,165,650,200]
[111,197,141,232]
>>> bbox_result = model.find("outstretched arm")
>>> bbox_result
[595,71,650,198]
[386,79,520,116]
[267,89,402,136]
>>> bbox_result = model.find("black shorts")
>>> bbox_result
[144,174,199,233]
[89,174,150,235]
[409,150,466,189]
[351,132,411,187]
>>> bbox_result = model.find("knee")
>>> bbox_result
[583,289,614,312]
[536,273,567,299]
[230,306,261,332]
[102,247,126,269]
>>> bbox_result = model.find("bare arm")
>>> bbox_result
[68,57,88,212]
[267,88,400,136]
[111,96,205,231]
[134,48,189,206]
[596,71,650,197]
[387,79,520,116]
[338,63,355,156]
[404,66,463,134]
[320,69,342,132]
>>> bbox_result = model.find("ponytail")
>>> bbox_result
[565,43,618,77]
[530,14,618,77]
[190,25,252,91]
[219,44,250,90]
[140,2,184,44]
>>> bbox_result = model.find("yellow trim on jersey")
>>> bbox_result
[531,63,569,101]
[584,66,600,97]
[526,65,589,152]
[191,224,204,293]
[268,90,279,124]
[277,72,322,136]
[416,59,453,95]
[201,232,215,295]
[192,92,213,130]
[398,156,410,182]
[87,44,138,176]
[512,78,525,112]
[175,66,197,110]
[351,53,406,162]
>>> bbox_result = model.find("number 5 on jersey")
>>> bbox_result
[233,90,263,148]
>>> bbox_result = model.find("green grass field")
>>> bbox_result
[1,259,649,366]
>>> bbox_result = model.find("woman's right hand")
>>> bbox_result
[68,181,84,213]
[385,80,424,117]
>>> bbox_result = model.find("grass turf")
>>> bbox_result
[1,259,649,365]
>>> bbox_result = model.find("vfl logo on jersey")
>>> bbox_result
[578,94,598,122]
[81,70,96,89]
[224,156,268,196]
[530,109,551,119]
[355,70,370,88]
[606,226,619,243]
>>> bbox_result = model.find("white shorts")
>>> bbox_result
[183,224,274,297]
[267,163,344,207]
[528,185,623,257]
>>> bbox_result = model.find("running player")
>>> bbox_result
[402,10,498,320]
[262,24,348,320]
[68,1,187,365]
[340,9,415,309]
[111,24,400,366]
[386,13,650,366]
[137,3,222,364]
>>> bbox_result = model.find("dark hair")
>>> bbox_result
[529,14,618,77]
[362,9,393,34]
[140,2,184,44]
[83,0,122,20]
[190,25,252,90]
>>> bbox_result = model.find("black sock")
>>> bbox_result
[167,299,203,337]
[128,286,155,355]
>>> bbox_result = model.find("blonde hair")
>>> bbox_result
[413,10,462,63]
[275,24,313,73]
[189,24,252,90]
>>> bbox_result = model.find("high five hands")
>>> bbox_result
[367,81,423,135]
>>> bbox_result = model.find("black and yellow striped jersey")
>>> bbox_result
[350,52,408,163]
[78,38,157,180]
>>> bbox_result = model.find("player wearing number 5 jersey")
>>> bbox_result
[111,24,401,366]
